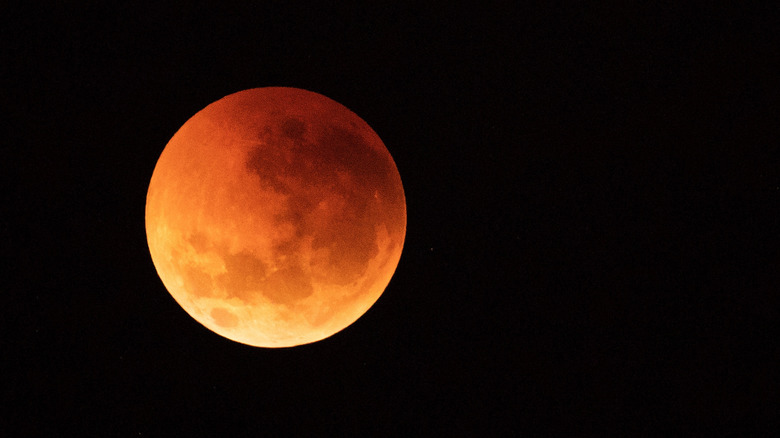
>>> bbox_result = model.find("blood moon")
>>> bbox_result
[145,87,406,348]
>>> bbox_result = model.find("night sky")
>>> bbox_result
[4,3,778,435]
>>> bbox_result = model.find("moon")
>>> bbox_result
[145,87,406,348]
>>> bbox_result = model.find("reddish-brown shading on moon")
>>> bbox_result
[145,87,406,348]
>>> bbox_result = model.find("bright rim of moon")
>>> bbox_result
[145,87,406,348]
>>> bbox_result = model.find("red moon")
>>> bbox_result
[145,87,406,348]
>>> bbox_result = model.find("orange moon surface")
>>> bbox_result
[145,87,406,348]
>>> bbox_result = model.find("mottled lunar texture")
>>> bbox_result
[146,88,406,347]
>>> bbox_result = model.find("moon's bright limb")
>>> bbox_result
[145,87,406,348]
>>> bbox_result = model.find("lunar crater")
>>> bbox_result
[211,308,239,328]
[281,117,306,139]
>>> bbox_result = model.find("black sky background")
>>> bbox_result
[3,2,779,435]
